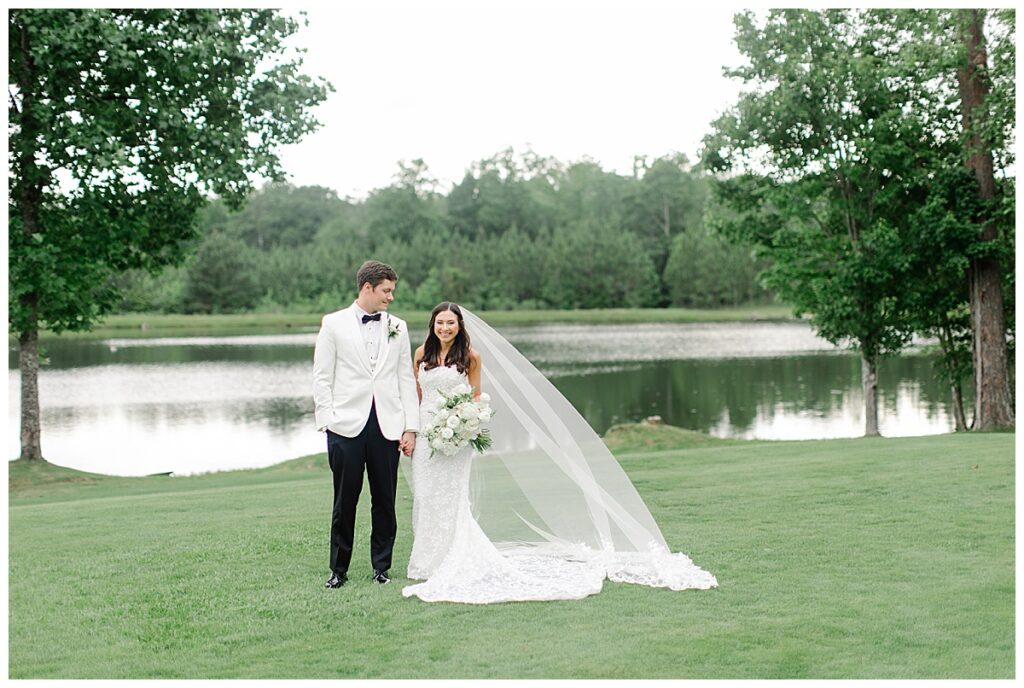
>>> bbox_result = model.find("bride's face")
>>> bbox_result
[433,310,459,345]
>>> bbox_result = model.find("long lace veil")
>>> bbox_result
[401,307,720,589]
[448,308,717,591]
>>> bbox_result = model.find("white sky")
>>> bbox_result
[273,0,748,199]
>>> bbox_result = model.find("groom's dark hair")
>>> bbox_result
[356,260,398,291]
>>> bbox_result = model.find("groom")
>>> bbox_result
[312,260,419,588]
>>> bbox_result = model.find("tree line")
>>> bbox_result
[114,151,770,314]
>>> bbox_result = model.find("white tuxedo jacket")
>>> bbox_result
[312,305,419,440]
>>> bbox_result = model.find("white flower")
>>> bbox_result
[480,392,491,402]
[423,387,494,458]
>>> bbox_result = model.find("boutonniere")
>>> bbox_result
[387,317,400,341]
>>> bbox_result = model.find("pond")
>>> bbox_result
[7,321,957,476]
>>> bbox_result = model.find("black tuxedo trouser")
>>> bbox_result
[326,402,401,576]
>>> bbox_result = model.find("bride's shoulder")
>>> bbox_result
[469,347,482,367]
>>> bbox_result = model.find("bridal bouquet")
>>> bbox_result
[424,384,494,457]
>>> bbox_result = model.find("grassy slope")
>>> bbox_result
[7,430,1014,679]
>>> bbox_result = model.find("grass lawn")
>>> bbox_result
[35,303,797,339]
[7,430,1013,679]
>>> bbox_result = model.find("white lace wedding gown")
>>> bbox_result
[403,364,607,603]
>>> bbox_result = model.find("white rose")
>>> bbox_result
[459,405,478,420]
[452,383,470,396]
[441,427,454,439]
[480,393,491,402]
[431,438,444,450]
[466,418,480,430]
[446,415,461,429]
[478,409,492,422]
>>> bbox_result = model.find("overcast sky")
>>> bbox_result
[273,1,748,199]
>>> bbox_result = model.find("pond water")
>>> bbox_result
[7,321,957,476]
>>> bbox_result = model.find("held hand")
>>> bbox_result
[400,431,416,457]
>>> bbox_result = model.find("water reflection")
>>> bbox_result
[509,321,848,364]
[7,321,958,476]
[10,335,316,370]
[548,354,957,439]
[29,400,323,476]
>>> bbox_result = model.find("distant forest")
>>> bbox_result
[114,149,772,313]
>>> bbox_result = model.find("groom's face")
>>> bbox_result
[364,279,396,312]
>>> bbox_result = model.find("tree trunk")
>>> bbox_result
[951,382,968,432]
[967,264,1013,428]
[956,9,1014,430]
[661,192,670,238]
[19,297,43,460]
[937,321,968,431]
[13,11,45,460]
[862,354,880,437]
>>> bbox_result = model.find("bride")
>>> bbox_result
[402,302,717,604]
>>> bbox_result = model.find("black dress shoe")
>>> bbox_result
[325,572,348,588]
[372,569,391,585]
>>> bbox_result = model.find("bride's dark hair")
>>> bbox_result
[422,302,472,373]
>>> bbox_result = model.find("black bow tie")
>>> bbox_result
[361,313,382,323]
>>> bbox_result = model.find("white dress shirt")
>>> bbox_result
[352,302,381,371]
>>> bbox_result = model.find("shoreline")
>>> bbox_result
[24,304,799,340]
[10,424,1005,493]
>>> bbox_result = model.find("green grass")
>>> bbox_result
[36,304,797,339]
[8,430,1013,679]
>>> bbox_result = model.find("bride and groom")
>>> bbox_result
[312,260,717,603]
